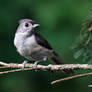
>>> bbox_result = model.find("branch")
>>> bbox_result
[51,72,92,84]
[0,61,92,84]
[0,61,92,70]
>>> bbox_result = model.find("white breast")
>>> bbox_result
[14,33,26,51]
[14,33,35,53]
[14,33,51,61]
[14,33,41,60]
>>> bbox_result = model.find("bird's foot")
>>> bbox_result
[33,57,48,71]
[33,61,40,68]
[22,60,28,69]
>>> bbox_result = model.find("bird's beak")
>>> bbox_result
[32,24,40,28]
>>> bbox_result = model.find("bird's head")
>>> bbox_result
[17,19,40,34]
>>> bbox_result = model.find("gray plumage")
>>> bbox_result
[14,19,74,74]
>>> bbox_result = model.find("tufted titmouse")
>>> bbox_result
[14,19,74,74]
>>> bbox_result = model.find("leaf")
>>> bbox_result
[73,48,84,59]
[72,12,92,63]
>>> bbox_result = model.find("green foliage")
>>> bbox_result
[0,0,92,92]
[72,14,92,63]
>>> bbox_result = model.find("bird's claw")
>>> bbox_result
[33,61,39,72]
[33,57,48,71]
[22,60,28,69]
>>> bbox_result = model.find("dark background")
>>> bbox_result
[0,0,92,92]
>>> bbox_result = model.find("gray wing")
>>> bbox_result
[34,33,53,50]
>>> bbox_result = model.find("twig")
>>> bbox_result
[0,61,92,70]
[51,72,92,84]
[88,85,92,87]
[0,68,33,74]
[0,61,92,84]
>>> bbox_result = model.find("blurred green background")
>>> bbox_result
[0,0,92,92]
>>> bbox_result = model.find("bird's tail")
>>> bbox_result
[51,51,74,74]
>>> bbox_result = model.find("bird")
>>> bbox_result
[14,19,74,74]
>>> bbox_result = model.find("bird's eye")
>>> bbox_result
[25,23,29,27]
